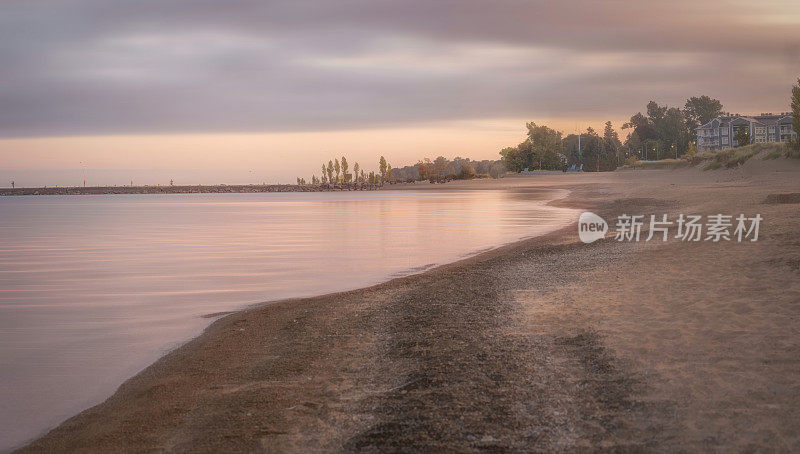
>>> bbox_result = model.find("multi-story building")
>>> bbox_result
[696,112,796,151]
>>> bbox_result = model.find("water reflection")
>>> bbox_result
[0,189,576,449]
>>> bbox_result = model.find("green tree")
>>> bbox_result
[488,162,505,179]
[500,122,563,171]
[734,126,751,147]
[326,160,334,183]
[662,107,690,155]
[499,146,525,172]
[341,156,349,182]
[561,134,581,165]
[433,156,448,181]
[321,164,328,184]
[623,101,690,157]
[459,160,476,179]
[526,122,563,170]
[353,162,360,182]
[647,101,667,125]
[603,121,622,165]
[642,138,662,160]
[622,112,657,150]
[334,158,341,182]
[360,169,365,183]
[791,78,800,151]
[624,130,643,159]
[580,127,607,171]
[684,95,723,140]
[387,164,392,182]
[416,159,432,180]
[379,156,388,182]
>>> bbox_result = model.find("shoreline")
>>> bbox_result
[11,180,594,453]
[3,183,576,452]
[0,182,380,196]
[17,210,594,454]
[18,162,800,452]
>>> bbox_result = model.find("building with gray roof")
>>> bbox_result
[696,112,796,151]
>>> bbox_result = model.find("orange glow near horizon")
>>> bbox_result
[0,117,628,186]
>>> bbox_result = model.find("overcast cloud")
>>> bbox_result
[1,0,799,137]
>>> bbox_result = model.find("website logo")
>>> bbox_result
[577,212,762,244]
[578,211,608,243]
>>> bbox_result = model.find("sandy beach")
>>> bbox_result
[19,159,800,452]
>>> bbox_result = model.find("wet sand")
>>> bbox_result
[19,158,800,452]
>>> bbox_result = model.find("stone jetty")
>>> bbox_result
[0,183,381,196]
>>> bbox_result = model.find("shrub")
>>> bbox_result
[685,154,706,165]
[686,142,698,159]
[725,147,758,167]
[458,161,477,179]
[703,161,722,171]
[624,156,639,167]
[488,163,506,179]
[713,149,735,164]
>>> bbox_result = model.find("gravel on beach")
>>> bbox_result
[19,159,800,452]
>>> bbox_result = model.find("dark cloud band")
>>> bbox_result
[1,0,798,137]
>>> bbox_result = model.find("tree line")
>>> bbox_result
[393,157,505,182]
[500,120,624,172]
[297,156,393,185]
[299,155,506,185]
[622,95,723,160]
[500,95,728,172]
[297,81,800,183]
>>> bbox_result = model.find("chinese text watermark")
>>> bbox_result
[579,212,761,244]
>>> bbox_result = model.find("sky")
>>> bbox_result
[1,0,799,186]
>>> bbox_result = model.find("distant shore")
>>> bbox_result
[19,156,800,452]
[0,182,380,196]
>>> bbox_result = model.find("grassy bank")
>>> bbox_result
[696,143,789,170]
[619,159,690,170]
[620,143,796,172]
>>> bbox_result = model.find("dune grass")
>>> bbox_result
[620,142,795,171]
[723,147,758,167]
[698,143,787,169]
[618,158,689,170]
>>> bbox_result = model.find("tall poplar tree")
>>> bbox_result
[341,157,349,182]
[379,156,388,182]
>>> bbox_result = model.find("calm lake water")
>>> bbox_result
[0,188,576,450]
